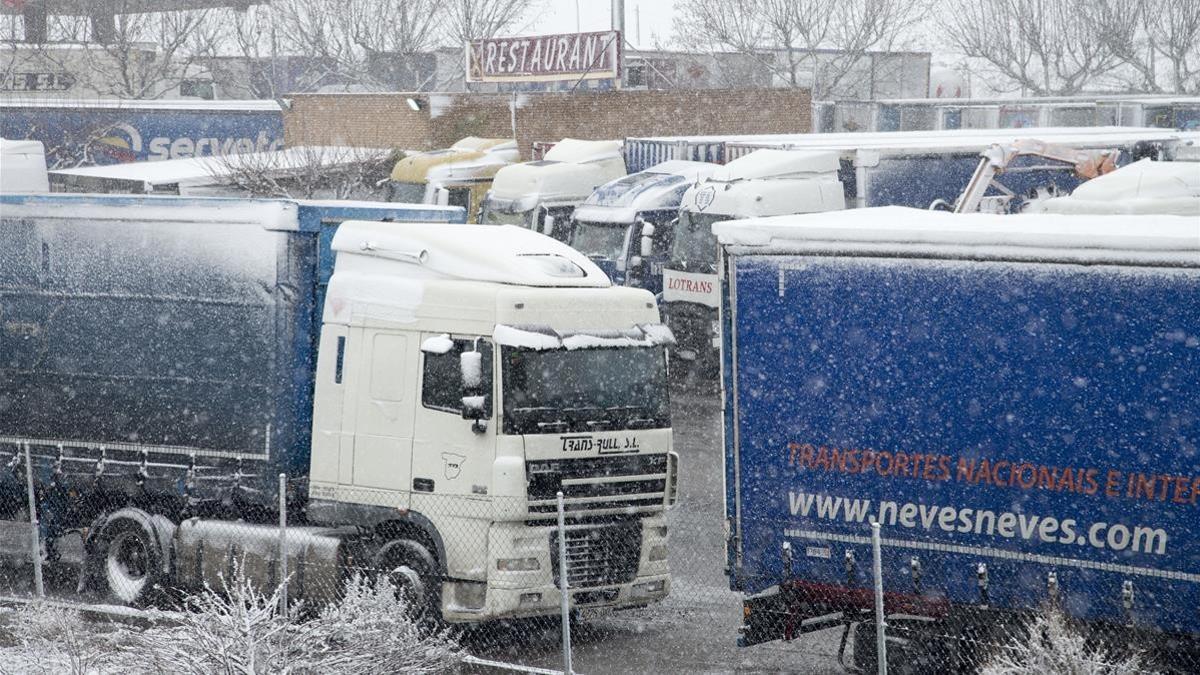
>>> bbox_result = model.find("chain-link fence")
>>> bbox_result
[2,395,1199,674]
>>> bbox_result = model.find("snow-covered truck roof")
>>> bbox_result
[574,160,719,223]
[723,127,1192,157]
[0,98,281,112]
[330,221,611,288]
[326,221,664,337]
[1032,159,1200,216]
[49,146,390,193]
[714,205,1200,267]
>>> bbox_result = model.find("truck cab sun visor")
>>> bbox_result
[493,323,676,350]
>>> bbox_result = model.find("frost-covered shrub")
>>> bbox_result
[113,570,462,675]
[292,575,463,674]
[0,603,114,675]
[980,609,1143,675]
[0,569,461,675]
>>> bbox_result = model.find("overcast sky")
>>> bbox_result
[522,0,678,49]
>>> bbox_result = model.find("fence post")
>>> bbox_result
[871,521,887,675]
[278,473,288,615]
[24,443,45,598]
[556,491,573,675]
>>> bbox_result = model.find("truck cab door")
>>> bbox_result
[411,336,494,505]
[343,329,417,507]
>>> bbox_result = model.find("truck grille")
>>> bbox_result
[550,523,641,589]
[526,454,668,516]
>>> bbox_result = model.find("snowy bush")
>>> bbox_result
[0,603,114,675]
[0,569,461,675]
[980,609,1144,675]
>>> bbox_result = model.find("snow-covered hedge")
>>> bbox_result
[0,570,461,675]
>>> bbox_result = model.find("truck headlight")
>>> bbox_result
[497,557,540,572]
[632,580,667,598]
[649,545,669,562]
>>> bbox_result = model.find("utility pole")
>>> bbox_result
[611,0,625,36]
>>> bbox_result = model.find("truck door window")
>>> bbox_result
[447,187,470,212]
[421,338,493,415]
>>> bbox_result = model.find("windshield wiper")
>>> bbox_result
[513,406,571,432]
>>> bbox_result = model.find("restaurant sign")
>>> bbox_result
[466,30,620,83]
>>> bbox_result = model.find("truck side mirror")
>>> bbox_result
[542,213,555,236]
[460,348,488,432]
[436,187,450,206]
[640,222,656,258]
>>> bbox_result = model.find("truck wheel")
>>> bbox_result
[373,539,440,622]
[92,514,165,606]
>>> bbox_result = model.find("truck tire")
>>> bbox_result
[89,509,171,606]
[852,620,959,674]
[373,539,440,622]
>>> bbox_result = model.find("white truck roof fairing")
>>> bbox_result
[710,149,840,182]
[574,160,719,223]
[543,138,623,163]
[330,221,611,288]
[678,150,845,219]
[1032,159,1200,216]
[1,138,49,192]
[450,137,518,153]
[713,206,1200,267]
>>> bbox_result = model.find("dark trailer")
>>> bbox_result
[0,194,463,523]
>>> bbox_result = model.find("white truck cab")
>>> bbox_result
[481,139,627,241]
[308,222,677,621]
[665,150,845,378]
[571,160,718,292]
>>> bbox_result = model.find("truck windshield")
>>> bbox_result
[390,181,426,204]
[502,346,670,434]
[481,205,534,228]
[669,211,724,272]
[570,220,628,261]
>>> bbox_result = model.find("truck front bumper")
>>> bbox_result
[442,515,671,622]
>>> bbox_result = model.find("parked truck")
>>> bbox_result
[664,150,845,380]
[570,160,718,294]
[0,193,678,620]
[480,139,627,242]
[717,206,1200,670]
[387,137,519,222]
[663,129,1187,382]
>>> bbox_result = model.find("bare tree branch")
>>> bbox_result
[673,0,926,99]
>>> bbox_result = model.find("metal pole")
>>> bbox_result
[24,444,45,598]
[278,473,288,614]
[556,491,573,675]
[871,521,887,675]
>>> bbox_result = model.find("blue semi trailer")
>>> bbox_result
[717,207,1200,670]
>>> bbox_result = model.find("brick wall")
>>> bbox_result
[283,93,511,150]
[513,88,812,159]
[284,88,811,156]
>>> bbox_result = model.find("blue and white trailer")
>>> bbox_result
[0,98,284,168]
[716,206,1200,670]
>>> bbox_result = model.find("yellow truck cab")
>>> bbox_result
[388,137,519,222]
